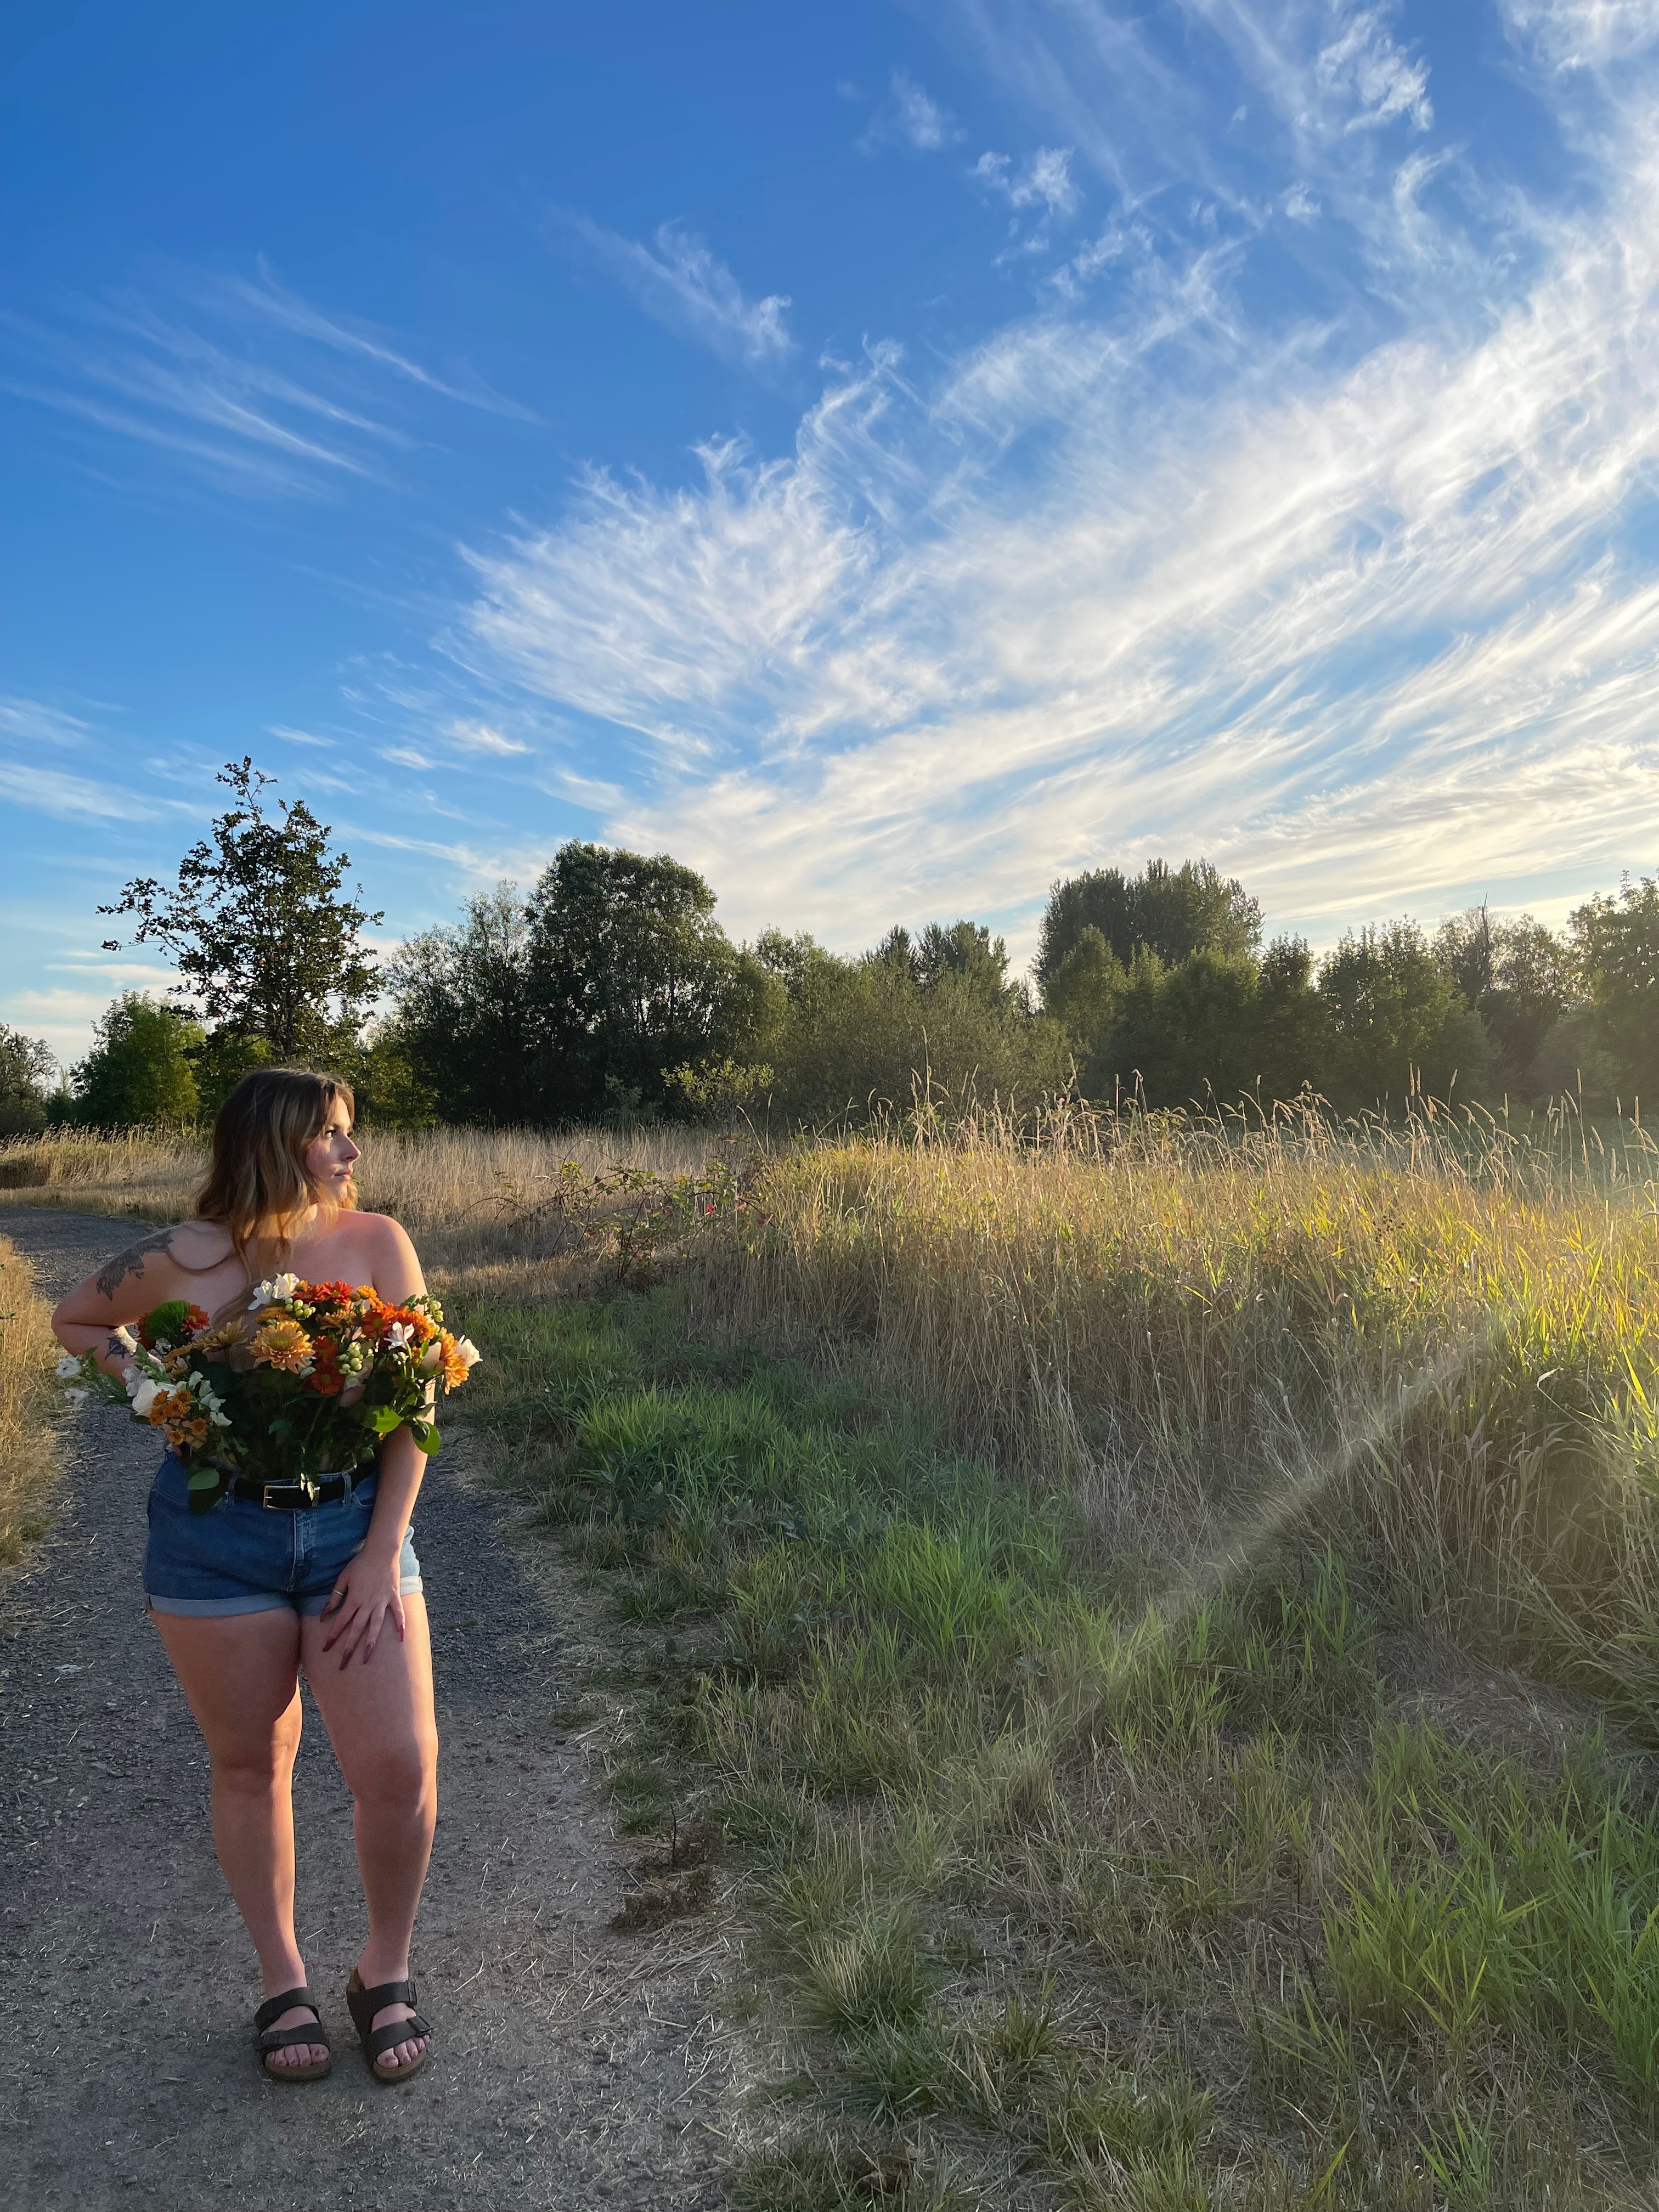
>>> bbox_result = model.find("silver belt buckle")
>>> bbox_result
[261,1481,294,1509]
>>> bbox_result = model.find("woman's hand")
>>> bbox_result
[319,1542,405,1668]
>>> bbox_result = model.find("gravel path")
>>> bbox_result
[0,1209,731,2211]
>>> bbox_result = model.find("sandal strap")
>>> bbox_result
[259,2018,332,2056]
[254,1986,320,2035]
[353,1975,416,2013]
[365,2008,431,2063]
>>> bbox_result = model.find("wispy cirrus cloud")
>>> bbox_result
[0,761,184,823]
[858,67,966,153]
[215,261,539,422]
[449,719,531,756]
[459,0,1659,957]
[551,213,793,366]
[5,264,532,499]
[0,695,93,746]
[973,146,1080,218]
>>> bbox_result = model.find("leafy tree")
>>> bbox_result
[874,920,1022,1006]
[523,843,762,1118]
[763,926,1070,1127]
[1037,857,1262,981]
[1570,873,1659,1104]
[1252,938,1333,1104]
[70,994,202,1127]
[1527,1009,1621,1113]
[1111,950,1262,1107]
[1049,931,1327,1111]
[1080,949,1308,1109]
[0,1026,57,1137]
[346,1025,439,1130]
[100,758,382,1066]
[752,928,849,1003]
[383,887,537,1125]
[1318,922,1495,1110]
[1042,926,1129,1054]
[1434,906,1577,1089]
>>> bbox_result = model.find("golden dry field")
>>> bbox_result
[9,1108,1659,2203]
[0,1233,62,1564]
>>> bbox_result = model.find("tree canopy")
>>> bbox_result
[47,776,1659,1132]
[100,758,381,1070]
[1037,858,1262,981]
[1570,874,1659,1103]
[0,1026,57,1137]
[70,994,201,1127]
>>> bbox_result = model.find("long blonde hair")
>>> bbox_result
[195,1067,357,1276]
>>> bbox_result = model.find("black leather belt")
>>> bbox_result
[225,1469,370,1510]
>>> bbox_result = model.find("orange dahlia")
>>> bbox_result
[250,1317,314,1373]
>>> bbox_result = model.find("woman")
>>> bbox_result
[52,1068,438,2086]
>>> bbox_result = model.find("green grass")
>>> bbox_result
[458,1285,1659,2207]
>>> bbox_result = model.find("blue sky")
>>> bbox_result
[4,0,1658,1066]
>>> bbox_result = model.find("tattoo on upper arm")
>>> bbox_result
[94,1229,177,1302]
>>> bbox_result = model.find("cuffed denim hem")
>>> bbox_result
[145,1589,297,1617]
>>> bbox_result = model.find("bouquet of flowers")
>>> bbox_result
[60,1274,481,1511]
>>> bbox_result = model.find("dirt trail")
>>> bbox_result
[0,1209,731,2211]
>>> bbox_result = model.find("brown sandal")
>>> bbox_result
[345,1968,432,2084]
[254,1985,331,2083]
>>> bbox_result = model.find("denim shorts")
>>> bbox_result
[143,1452,423,1618]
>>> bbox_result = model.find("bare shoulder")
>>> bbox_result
[351,1210,419,1258]
[351,1211,426,1296]
[62,1217,235,1320]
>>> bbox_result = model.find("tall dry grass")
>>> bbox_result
[703,1109,1659,1714]
[0,1122,719,1277]
[10,1107,1659,1702]
[0,1235,61,1564]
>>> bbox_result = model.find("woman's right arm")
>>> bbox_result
[51,1223,216,1378]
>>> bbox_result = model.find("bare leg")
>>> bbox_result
[150,1607,329,2071]
[302,1593,438,2071]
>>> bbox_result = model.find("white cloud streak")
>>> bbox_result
[0,763,172,823]
[448,720,531,755]
[862,67,964,151]
[6,266,534,499]
[458,0,1659,958]
[893,67,960,148]
[974,145,1080,216]
[0,696,92,746]
[554,215,793,366]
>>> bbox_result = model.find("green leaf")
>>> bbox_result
[412,1421,441,1455]
[368,1404,404,1435]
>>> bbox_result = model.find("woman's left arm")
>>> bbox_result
[320,1218,431,1668]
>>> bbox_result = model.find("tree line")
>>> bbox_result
[2,760,1654,1136]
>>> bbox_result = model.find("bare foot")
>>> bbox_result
[369,1996,429,2073]
[263,2001,330,2073]
[354,1963,430,2074]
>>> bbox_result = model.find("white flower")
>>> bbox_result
[193,1378,231,1427]
[249,1273,302,1308]
[129,1376,162,1418]
[63,1387,89,1406]
[418,1339,443,1374]
[386,1321,414,1351]
[453,1336,482,1372]
[56,1355,83,1379]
